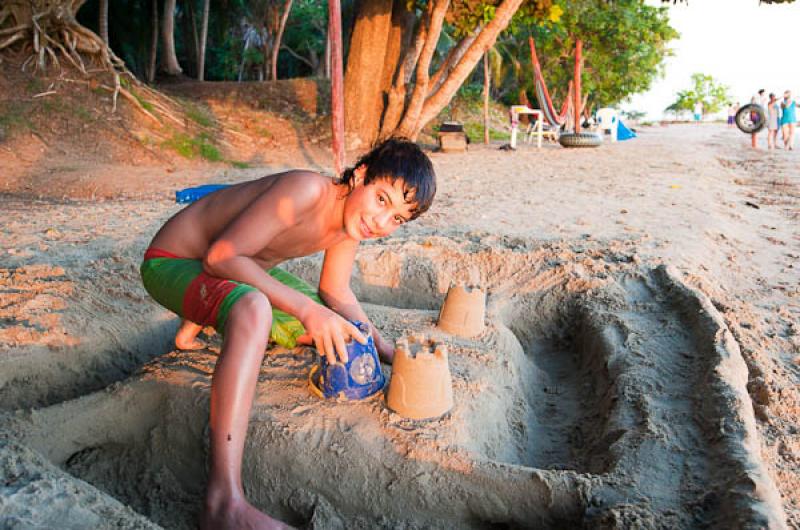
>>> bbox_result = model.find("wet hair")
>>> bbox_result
[769,92,776,99]
[758,89,765,95]
[339,137,436,220]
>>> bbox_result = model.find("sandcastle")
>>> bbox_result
[436,284,486,338]
[386,335,454,420]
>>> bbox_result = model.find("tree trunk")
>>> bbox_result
[187,0,200,76]
[98,0,109,44]
[271,0,293,81]
[329,0,346,175]
[483,50,490,145]
[161,0,182,75]
[344,0,524,145]
[343,0,394,148]
[147,0,158,83]
[197,0,210,80]
[395,0,449,138]
[411,0,524,138]
[377,1,416,139]
[325,30,331,79]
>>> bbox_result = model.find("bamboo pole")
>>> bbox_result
[329,0,345,176]
[574,39,582,134]
[483,50,490,145]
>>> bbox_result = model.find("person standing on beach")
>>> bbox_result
[693,101,703,123]
[140,138,436,529]
[750,89,767,149]
[767,93,781,149]
[780,90,797,150]
[727,103,737,128]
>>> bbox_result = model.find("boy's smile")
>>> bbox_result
[344,172,416,241]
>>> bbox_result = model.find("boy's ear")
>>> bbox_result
[354,164,367,185]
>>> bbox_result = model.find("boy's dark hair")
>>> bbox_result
[339,137,436,220]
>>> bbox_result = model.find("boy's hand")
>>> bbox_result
[299,305,366,365]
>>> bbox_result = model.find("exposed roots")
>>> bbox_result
[0,2,182,127]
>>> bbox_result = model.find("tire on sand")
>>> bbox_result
[735,104,766,134]
[559,132,603,148]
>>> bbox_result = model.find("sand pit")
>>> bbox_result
[2,237,786,528]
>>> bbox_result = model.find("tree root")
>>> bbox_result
[0,3,185,128]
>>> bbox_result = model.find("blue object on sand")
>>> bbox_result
[175,184,231,204]
[308,321,386,401]
[617,119,637,141]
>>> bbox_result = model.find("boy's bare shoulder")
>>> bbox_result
[265,170,333,204]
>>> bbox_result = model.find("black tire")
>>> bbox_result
[735,104,766,134]
[558,132,603,148]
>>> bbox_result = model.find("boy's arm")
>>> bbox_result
[319,239,395,363]
[203,176,364,363]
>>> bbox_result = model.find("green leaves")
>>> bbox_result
[666,73,730,115]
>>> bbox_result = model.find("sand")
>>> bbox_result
[1,124,799,528]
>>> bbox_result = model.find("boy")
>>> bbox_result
[140,138,436,529]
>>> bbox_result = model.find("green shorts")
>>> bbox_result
[140,247,322,348]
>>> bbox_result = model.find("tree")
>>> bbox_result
[161,0,182,74]
[197,0,210,80]
[147,0,159,83]
[666,73,730,116]
[281,0,328,77]
[523,0,677,114]
[343,0,558,146]
[99,0,109,44]
[0,1,125,76]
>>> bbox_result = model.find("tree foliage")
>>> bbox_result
[666,73,730,115]
[522,0,677,112]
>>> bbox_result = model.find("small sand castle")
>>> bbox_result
[436,284,486,338]
[387,335,454,420]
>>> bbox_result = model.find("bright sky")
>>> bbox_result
[623,0,800,120]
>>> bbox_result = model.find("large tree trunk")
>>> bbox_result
[343,0,394,148]
[271,0,293,81]
[98,0,108,44]
[161,0,182,75]
[376,1,416,139]
[197,0,209,80]
[345,0,523,145]
[147,0,158,83]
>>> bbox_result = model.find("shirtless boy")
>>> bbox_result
[140,138,435,529]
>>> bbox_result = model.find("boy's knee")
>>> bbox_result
[229,291,272,328]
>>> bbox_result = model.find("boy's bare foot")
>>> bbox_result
[200,496,294,530]
[175,319,206,350]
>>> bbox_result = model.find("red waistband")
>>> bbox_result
[144,247,184,260]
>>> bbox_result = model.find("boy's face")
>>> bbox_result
[344,170,417,241]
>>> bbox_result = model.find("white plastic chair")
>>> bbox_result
[596,107,618,142]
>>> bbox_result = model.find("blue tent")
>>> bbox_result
[617,119,637,141]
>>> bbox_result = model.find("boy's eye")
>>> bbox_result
[378,195,386,204]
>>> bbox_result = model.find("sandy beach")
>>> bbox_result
[1,124,799,528]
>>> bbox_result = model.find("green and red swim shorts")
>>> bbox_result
[140,248,322,348]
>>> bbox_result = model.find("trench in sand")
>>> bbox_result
[5,243,786,528]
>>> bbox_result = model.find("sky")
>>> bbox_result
[622,0,800,120]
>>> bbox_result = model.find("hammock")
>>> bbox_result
[528,36,572,127]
